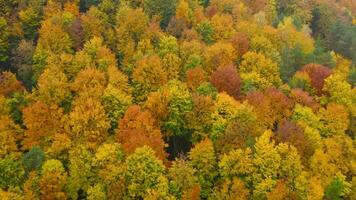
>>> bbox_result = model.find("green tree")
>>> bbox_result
[144,0,178,27]
[0,154,25,188]
[240,51,282,91]
[0,17,9,63]
[188,138,217,198]
[162,80,193,137]
[22,147,45,173]
[125,146,171,199]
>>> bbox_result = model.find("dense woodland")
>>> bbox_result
[0,0,355,199]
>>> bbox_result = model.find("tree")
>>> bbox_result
[22,147,45,173]
[157,35,179,58]
[210,92,242,140]
[196,20,215,44]
[162,53,181,80]
[81,36,118,72]
[125,146,170,199]
[318,103,349,137]
[265,0,277,24]
[116,105,167,161]
[10,40,35,89]
[102,85,132,132]
[203,42,236,74]
[143,0,178,27]
[211,14,235,41]
[266,180,291,200]
[36,19,73,55]
[22,101,67,152]
[19,7,41,40]
[91,143,125,199]
[66,145,95,199]
[218,148,254,180]
[39,159,67,200]
[0,115,22,158]
[0,71,24,97]
[252,130,280,199]
[276,0,313,25]
[71,67,107,98]
[277,17,314,54]
[290,88,320,111]
[215,103,260,154]
[323,73,354,107]
[168,158,200,199]
[229,32,250,59]
[116,6,149,73]
[250,35,281,64]
[186,67,207,91]
[301,63,332,95]
[87,183,107,200]
[68,18,84,51]
[275,120,311,162]
[35,66,70,105]
[212,178,250,200]
[0,154,25,188]
[80,7,109,42]
[210,65,241,99]
[162,80,193,137]
[132,55,167,102]
[69,97,110,150]
[187,94,214,143]
[144,89,171,128]
[0,17,9,63]
[188,138,217,198]
[239,51,282,92]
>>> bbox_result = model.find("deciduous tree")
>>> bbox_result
[116,105,167,161]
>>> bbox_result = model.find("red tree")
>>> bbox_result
[210,65,241,99]
[301,63,332,95]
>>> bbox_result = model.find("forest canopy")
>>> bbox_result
[0,0,355,199]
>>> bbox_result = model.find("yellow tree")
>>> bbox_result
[318,103,349,137]
[211,14,235,41]
[36,19,73,55]
[168,158,200,199]
[71,67,107,99]
[116,6,149,73]
[22,101,67,152]
[203,42,236,74]
[188,138,217,198]
[162,53,181,80]
[252,130,280,199]
[239,51,282,92]
[0,115,22,158]
[39,159,67,200]
[68,97,110,150]
[91,143,125,199]
[34,66,70,105]
[132,55,168,102]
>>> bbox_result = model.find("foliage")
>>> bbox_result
[0,1,355,199]
[125,146,170,199]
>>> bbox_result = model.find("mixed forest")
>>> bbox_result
[0,0,356,199]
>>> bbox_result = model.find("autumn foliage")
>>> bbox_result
[0,0,355,199]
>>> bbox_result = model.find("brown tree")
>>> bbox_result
[210,65,241,99]
[0,71,24,97]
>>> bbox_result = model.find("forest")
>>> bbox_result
[0,0,355,199]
